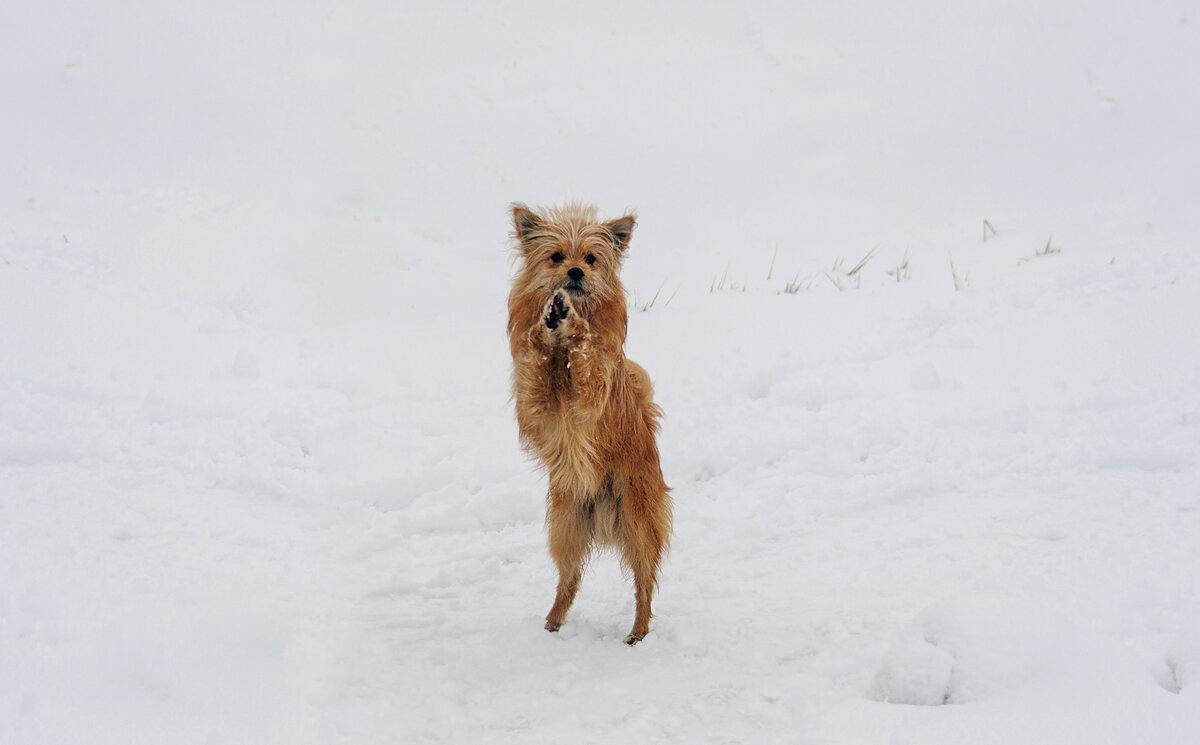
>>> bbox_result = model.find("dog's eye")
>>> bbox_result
[550,252,564,264]
[585,254,596,265]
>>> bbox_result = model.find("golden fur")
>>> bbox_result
[507,202,672,645]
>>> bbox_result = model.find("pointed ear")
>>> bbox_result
[605,214,636,251]
[512,204,541,243]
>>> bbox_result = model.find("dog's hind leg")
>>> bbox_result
[622,547,660,645]
[544,497,592,632]
[620,493,669,645]
[545,566,582,632]
[616,468,671,645]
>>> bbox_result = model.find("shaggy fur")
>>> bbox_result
[506,202,672,645]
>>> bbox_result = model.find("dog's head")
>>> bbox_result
[509,202,635,312]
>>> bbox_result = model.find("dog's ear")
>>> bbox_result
[605,214,636,252]
[512,204,541,246]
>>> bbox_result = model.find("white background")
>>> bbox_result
[2,2,1198,742]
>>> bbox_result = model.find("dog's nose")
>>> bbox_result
[567,267,585,282]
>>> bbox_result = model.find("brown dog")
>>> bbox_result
[507,202,672,645]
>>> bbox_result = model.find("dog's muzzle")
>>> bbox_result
[565,267,585,294]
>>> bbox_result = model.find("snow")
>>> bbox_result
[3,1,1199,743]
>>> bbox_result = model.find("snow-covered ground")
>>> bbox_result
[3,2,1198,743]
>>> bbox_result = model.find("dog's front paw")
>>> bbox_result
[544,291,570,331]
[542,290,587,347]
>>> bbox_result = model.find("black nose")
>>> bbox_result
[567,267,584,282]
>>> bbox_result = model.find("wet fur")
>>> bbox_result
[507,202,672,645]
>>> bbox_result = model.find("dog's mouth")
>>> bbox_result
[564,281,586,295]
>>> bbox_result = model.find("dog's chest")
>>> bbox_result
[541,414,601,491]
[546,352,573,393]
[541,367,602,490]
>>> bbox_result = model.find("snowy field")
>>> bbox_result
[3,2,1199,743]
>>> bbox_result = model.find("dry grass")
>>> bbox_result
[887,250,912,283]
[632,283,678,312]
[825,247,878,291]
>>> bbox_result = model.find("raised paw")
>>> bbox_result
[544,291,570,331]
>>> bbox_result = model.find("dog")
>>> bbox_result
[507,202,672,645]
